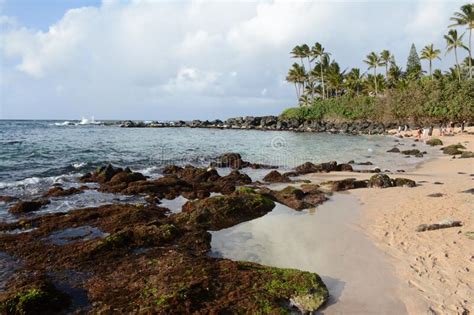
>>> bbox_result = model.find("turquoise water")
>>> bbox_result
[0,120,437,220]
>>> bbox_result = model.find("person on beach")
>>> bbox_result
[417,127,423,140]
[461,120,465,133]
[428,125,433,136]
[397,125,402,134]
[448,121,454,134]
[404,125,408,132]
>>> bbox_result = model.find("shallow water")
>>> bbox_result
[210,195,407,314]
[0,120,439,221]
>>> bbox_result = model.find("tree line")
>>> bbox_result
[283,3,473,124]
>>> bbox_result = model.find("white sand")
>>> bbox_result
[305,129,474,314]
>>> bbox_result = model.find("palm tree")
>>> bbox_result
[286,63,306,101]
[326,61,345,97]
[449,3,474,79]
[300,44,312,72]
[420,44,441,78]
[387,64,402,88]
[364,52,382,95]
[345,68,363,96]
[291,45,306,68]
[311,42,330,99]
[380,50,393,77]
[444,29,469,82]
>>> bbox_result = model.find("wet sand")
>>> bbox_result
[211,195,407,314]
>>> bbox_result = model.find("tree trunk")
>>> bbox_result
[429,59,432,79]
[294,83,300,100]
[469,28,472,80]
[385,64,388,78]
[320,57,325,100]
[455,47,461,82]
[374,67,378,95]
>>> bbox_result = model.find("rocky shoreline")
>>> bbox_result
[119,116,398,135]
[1,137,472,313]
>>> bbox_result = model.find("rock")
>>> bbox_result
[294,162,320,175]
[460,151,474,158]
[336,163,354,171]
[0,195,18,203]
[44,187,83,197]
[9,200,50,214]
[176,192,275,230]
[262,186,327,210]
[321,178,368,192]
[263,170,291,183]
[416,220,462,232]
[426,138,443,146]
[387,147,400,153]
[427,193,444,197]
[356,161,373,166]
[461,188,474,194]
[392,178,416,187]
[441,144,465,155]
[368,174,393,188]
[1,280,71,314]
[433,182,444,185]
[213,153,246,169]
[401,149,421,156]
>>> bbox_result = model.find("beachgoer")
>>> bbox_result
[428,125,433,136]
[417,128,422,140]
[461,121,465,133]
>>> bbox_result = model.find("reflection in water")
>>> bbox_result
[211,195,407,314]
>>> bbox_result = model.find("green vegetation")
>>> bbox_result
[442,143,466,155]
[284,3,473,124]
[2,283,70,315]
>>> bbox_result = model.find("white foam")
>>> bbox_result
[72,162,87,169]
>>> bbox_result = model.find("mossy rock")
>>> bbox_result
[393,178,416,187]
[176,192,275,230]
[401,149,421,156]
[368,174,392,188]
[426,138,443,146]
[460,151,474,158]
[441,144,466,155]
[1,282,70,315]
[244,264,329,313]
[236,186,256,194]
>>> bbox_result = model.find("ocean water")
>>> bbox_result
[0,120,438,221]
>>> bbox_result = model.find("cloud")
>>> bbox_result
[0,0,468,120]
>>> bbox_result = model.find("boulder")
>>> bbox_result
[460,151,474,158]
[262,186,328,210]
[321,178,368,191]
[9,200,50,214]
[426,138,443,146]
[401,149,421,156]
[392,178,416,187]
[368,174,393,188]
[387,147,400,153]
[441,144,465,155]
[263,170,291,183]
[44,187,83,198]
[175,192,275,230]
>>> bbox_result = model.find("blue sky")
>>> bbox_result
[2,0,101,30]
[0,0,469,120]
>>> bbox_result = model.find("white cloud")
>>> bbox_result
[0,0,468,120]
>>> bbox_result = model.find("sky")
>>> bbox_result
[0,0,470,120]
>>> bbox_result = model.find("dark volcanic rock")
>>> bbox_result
[44,187,83,198]
[401,149,421,156]
[392,178,416,187]
[0,196,18,203]
[368,174,393,188]
[263,170,291,183]
[9,199,50,214]
[416,220,462,232]
[427,193,444,197]
[387,147,400,153]
[321,178,368,191]
[262,185,328,210]
[211,153,276,170]
[175,192,275,230]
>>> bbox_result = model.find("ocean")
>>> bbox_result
[0,119,438,221]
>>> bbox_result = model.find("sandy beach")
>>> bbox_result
[305,129,474,314]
